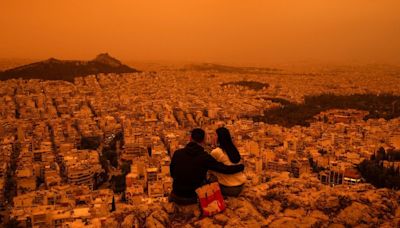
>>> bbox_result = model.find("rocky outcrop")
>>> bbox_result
[106,174,400,227]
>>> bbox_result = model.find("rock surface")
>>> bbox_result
[105,175,400,227]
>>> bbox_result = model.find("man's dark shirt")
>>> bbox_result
[170,142,244,198]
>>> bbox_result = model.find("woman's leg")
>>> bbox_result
[219,184,243,197]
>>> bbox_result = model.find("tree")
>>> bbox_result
[110,195,116,212]
[358,158,400,189]
[388,164,396,176]
[121,192,127,203]
[376,147,386,161]
[81,136,101,150]
[318,149,328,156]
[103,149,118,168]
[99,154,109,173]
[323,115,328,123]
[5,218,20,228]
[121,161,131,175]
[111,175,126,193]
[387,149,400,161]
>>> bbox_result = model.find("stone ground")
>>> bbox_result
[109,174,400,228]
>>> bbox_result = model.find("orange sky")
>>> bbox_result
[1,0,400,65]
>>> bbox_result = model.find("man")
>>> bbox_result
[169,128,244,205]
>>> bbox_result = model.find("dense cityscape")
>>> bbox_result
[0,63,400,227]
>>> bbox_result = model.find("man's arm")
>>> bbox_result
[204,154,244,174]
[210,148,224,163]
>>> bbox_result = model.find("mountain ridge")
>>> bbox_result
[0,53,139,82]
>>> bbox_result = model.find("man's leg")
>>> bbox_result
[169,192,198,205]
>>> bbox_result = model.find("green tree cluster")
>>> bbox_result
[254,94,400,127]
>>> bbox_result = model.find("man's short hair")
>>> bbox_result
[191,128,205,143]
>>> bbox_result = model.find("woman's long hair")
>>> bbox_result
[216,127,241,163]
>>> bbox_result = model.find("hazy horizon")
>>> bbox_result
[1,0,400,66]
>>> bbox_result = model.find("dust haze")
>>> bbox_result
[1,0,400,65]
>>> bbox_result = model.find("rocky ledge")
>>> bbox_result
[107,173,400,228]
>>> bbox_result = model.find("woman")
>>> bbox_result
[210,127,246,197]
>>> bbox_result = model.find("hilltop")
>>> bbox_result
[105,174,400,227]
[0,53,139,82]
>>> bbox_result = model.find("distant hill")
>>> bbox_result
[183,63,282,74]
[0,53,140,82]
[221,80,269,91]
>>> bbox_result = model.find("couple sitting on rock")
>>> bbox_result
[169,127,246,205]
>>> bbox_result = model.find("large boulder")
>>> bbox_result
[268,217,299,228]
[145,210,169,228]
[309,210,329,222]
[193,217,221,228]
[335,202,374,226]
[121,214,136,228]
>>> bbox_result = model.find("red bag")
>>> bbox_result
[195,182,226,217]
